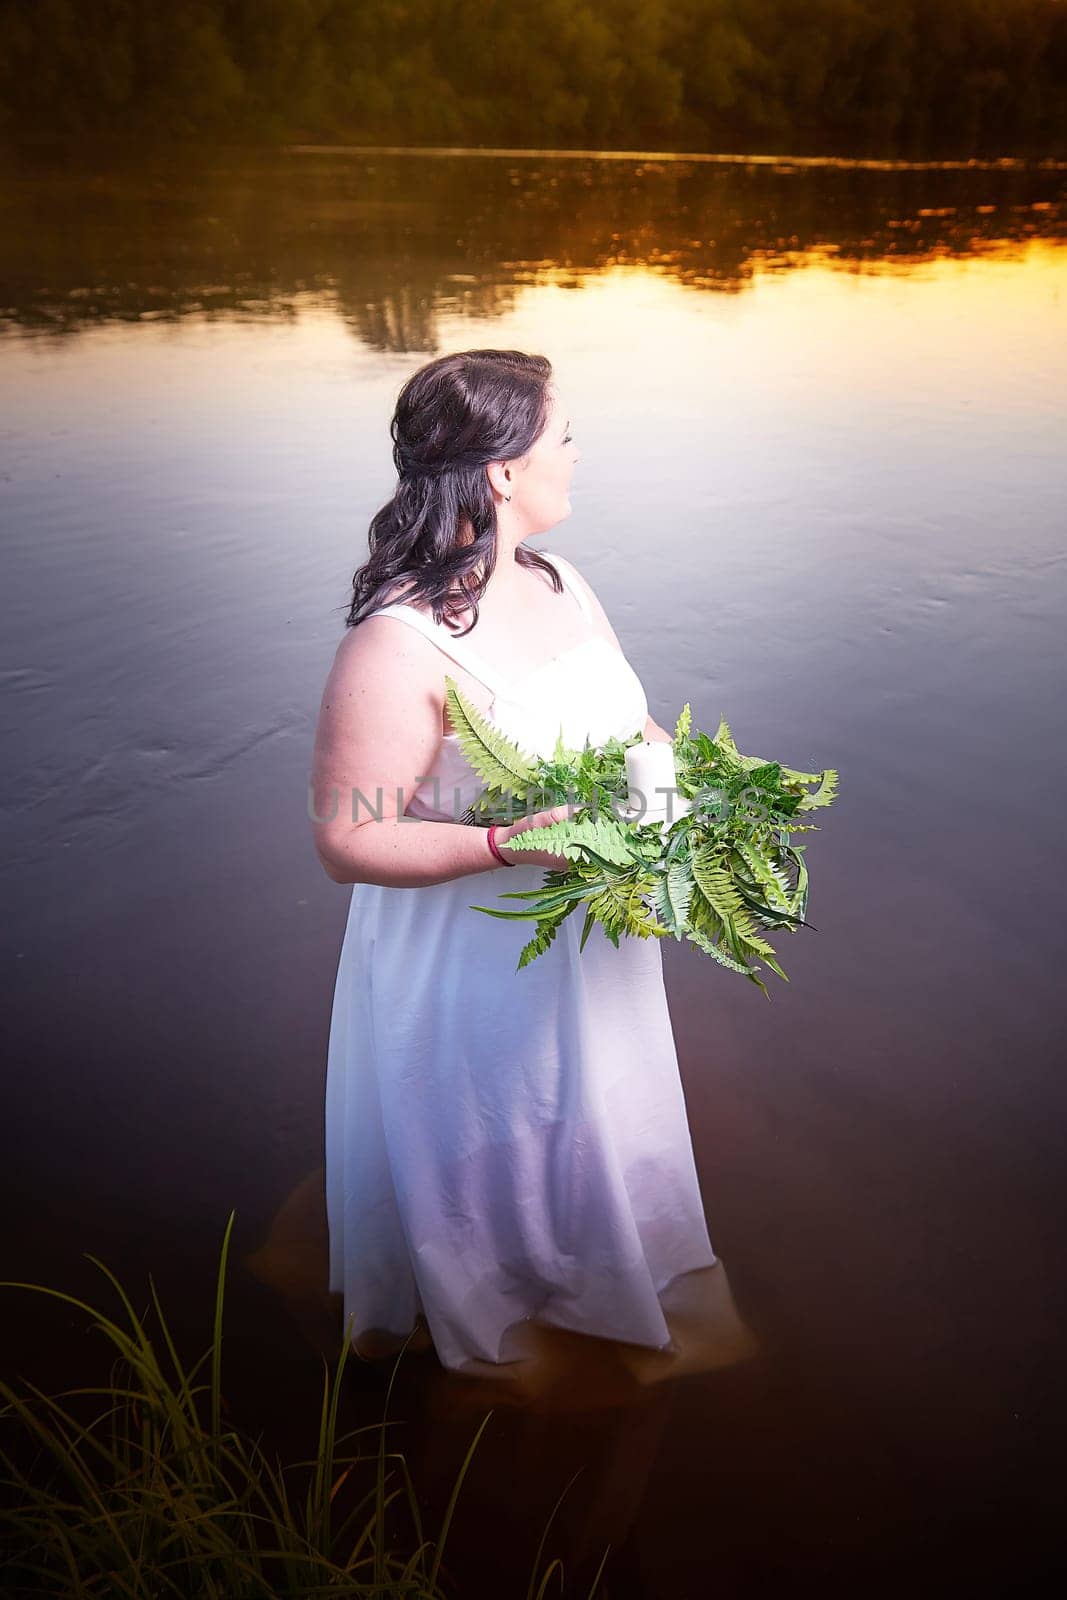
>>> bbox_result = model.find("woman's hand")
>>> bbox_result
[496,803,580,870]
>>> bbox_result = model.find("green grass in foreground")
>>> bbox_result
[0,1211,609,1597]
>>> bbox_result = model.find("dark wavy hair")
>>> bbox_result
[344,348,564,637]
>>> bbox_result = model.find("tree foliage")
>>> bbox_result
[0,0,1063,156]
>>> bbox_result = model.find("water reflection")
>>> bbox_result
[1,146,1064,345]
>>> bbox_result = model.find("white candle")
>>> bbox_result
[624,740,679,819]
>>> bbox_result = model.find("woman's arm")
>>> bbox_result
[643,714,673,744]
[310,619,507,888]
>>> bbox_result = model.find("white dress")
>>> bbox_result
[324,551,717,1372]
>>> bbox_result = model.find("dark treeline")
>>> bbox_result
[1,0,1064,158]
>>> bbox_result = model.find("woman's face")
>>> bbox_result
[511,387,580,533]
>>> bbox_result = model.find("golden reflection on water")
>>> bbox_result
[1,147,1063,346]
[288,143,1067,173]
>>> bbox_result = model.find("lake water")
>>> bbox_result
[2,145,1066,1594]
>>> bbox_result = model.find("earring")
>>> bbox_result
[504,493,511,502]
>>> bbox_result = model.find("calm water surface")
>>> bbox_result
[2,147,1066,1594]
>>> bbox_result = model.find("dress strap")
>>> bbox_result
[366,604,511,697]
[541,551,593,623]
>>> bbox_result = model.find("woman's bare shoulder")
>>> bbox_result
[336,578,445,658]
[330,602,493,741]
[329,600,439,682]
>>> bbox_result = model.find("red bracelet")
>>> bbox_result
[486,824,514,867]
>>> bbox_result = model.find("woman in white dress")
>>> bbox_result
[310,349,748,1383]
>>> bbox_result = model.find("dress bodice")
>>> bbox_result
[363,552,649,822]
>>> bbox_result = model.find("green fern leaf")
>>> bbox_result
[796,768,839,811]
[468,903,560,922]
[491,879,605,917]
[691,846,744,922]
[652,860,694,937]
[627,876,672,938]
[516,915,565,971]
[732,926,790,983]
[501,815,639,868]
[587,879,668,941]
[444,675,540,791]
[461,696,834,983]
[579,906,598,952]
[734,841,794,915]
[713,716,738,756]
[685,921,756,975]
